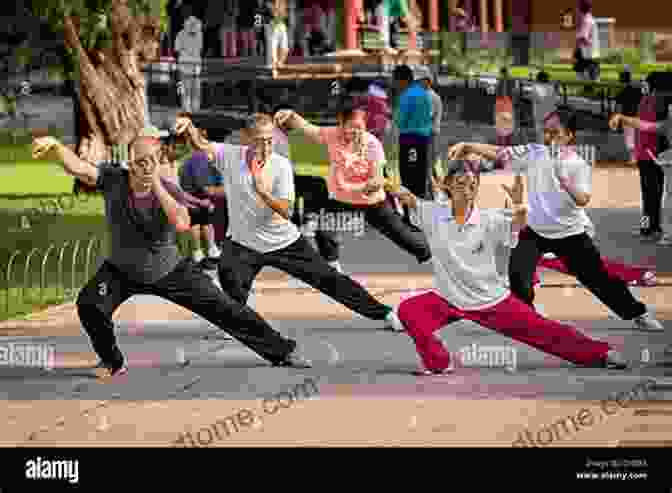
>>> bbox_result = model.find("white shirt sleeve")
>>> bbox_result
[273,156,296,201]
[415,199,437,238]
[568,159,592,195]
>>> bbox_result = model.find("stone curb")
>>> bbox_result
[2,271,671,331]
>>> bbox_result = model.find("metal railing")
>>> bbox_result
[1,234,197,321]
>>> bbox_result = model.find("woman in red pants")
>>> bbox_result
[394,160,628,375]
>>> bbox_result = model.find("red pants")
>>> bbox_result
[534,256,652,286]
[397,291,610,372]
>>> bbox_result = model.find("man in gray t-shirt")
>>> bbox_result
[31,132,309,378]
[175,114,404,331]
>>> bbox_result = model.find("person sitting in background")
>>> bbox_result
[530,71,559,144]
[179,149,223,263]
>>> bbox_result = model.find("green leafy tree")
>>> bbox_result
[28,0,168,164]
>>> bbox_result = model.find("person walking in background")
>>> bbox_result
[267,0,289,68]
[530,71,559,144]
[237,0,258,57]
[394,160,630,375]
[174,15,203,113]
[615,66,642,165]
[610,72,672,243]
[179,151,223,263]
[220,1,238,58]
[574,0,597,81]
[495,67,517,147]
[415,67,443,171]
[32,130,311,376]
[392,64,434,223]
[448,108,664,333]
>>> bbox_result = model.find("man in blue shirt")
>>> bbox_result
[392,64,433,223]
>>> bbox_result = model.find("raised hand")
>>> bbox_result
[447,142,468,160]
[32,136,60,160]
[274,110,294,128]
[608,113,622,130]
[501,174,525,205]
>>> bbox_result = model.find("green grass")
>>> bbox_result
[0,137,335,320]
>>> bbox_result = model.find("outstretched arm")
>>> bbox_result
[32,137,99,187]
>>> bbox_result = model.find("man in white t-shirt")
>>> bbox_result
[393,159,628,374]
[447,109,664,333]
[174,113,404,333]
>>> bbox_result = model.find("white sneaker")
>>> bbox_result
[543,252,557,260]
[193,249,205,263]
[414,360,455,376]
[632,312,665,332]
[208,246,221,258]
[384,309,405,332]
[657,234,672,246]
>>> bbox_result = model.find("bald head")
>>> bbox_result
[130,136,161,163]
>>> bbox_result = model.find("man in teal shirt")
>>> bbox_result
[392,64,434,223]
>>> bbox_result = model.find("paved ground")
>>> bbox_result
[0,171,671,447]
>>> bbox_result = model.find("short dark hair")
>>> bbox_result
[345,77,369,93]
[392,64,414,82]
[273,103,293,114]
[578,0,592,13]
[337,96,367,122]
[444,159,483,179]
[545,107,579,137]
[537,71,550,83]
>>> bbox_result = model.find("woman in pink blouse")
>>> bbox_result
[277,97,431,264]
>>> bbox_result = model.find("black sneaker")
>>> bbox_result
[273,350,313,368]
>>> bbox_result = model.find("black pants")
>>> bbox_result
[294,175,341,262]
[217,236,391,320]
[76,259,295,368]
[508,227,647,320]
[400,139,433,200]
[637,159,664,233]
[327,199,432,263]
[205,25,222,57]
[400,138,434,223]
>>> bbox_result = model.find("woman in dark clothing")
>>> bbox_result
[615,69,643,165]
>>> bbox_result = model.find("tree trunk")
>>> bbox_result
[62,1,161,166]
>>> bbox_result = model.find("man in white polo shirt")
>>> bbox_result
[174,113,404,335]
[394,159,628,375]
[447,108,663,333]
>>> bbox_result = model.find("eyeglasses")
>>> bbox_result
[130,151,160,171]
[252,135,274,147]
[444,160,479,177]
